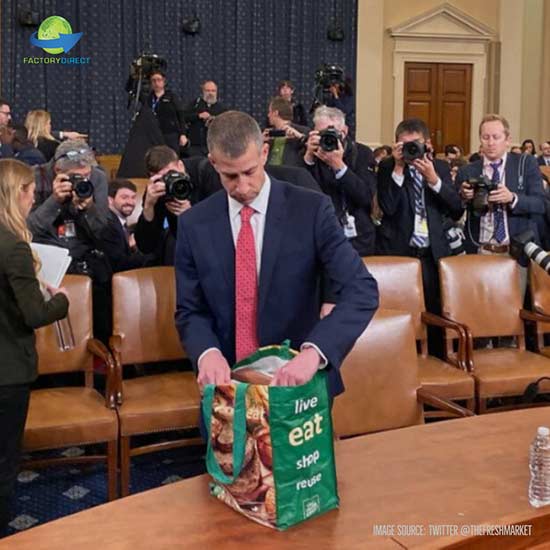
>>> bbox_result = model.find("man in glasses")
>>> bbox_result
[28,140,112,342]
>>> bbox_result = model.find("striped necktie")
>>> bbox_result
[410,167,429,248]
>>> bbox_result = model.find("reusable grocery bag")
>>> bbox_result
[202,343,339,529]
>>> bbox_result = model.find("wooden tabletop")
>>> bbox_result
[3,408,550,549]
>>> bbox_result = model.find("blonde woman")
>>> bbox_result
[0,159,68,536]
[25,110,59,162]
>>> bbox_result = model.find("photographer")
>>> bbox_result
[27,140,111,341]
[377,118,462,340]
[134,146,195,264]
[303,106,376,256]
[456,114,545,290]
[264,97,309,167]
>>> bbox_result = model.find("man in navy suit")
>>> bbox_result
[539,141,550,167]
[456,115,545,267]
[175,111,378,397]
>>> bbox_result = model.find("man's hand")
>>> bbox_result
[412,156,439,186]
[179,135,188,147]
[72,194,94,211]
[165,199,192,216]
[329,84,340,99]
[52,173,73,203]
[198,111,211,121]
[320,302,335,319]
[392,142,405,173]
[62,131,88,140]
[460,181,474,201]
[489,183,514,204]
[270,347,321,387]
[197,349,232,386]
[304,130,320,164]
[284,125,304,141]
[142,176,166,221]
[315,139,346,171]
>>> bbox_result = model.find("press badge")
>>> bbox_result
[414,213,429,238]
[343,213,358,239]
[58,220,76,239]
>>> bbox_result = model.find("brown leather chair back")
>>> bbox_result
[439,255,523,337]
[363,256,426,341]
[530,260,550,333]
[332,309,423,438]
[111,267,185,365]
[35,275,93,374]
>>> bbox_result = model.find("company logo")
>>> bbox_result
[30,16,82,54]
[24,15,90,65]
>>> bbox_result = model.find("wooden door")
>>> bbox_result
[404,62,472,154]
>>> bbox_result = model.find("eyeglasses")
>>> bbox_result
[55,148,91,162]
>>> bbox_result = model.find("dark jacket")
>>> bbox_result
[148,90,187,152]
[37,137,60,162]
[377,157,462,261]
[455,153,545,261]
[304,140,377,256]
[0,225,68,385]
[539,156,550,167]
[183,98,228,153]
[15,144,46,166]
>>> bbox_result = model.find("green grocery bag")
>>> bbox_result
[202,343,339,530]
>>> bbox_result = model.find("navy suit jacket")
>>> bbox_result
[455,153,545,257]
[539,156,550,167]
[175,177,379,397]
[377,157,463,261]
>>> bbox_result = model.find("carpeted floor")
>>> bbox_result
[5,441,206,537]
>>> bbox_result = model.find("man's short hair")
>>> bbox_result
[478,114,510,137]
[108,178,137,198]
[313,106,346,129]
[54,139,97,171]
[277,80,295,92]
[444,144,460,156]
[395,118,430,141]
[207,111,263,157]
[150,70,166,80]
[0,98,10,109]
[269,97,293,121]
[144,145,178,175]
[201,79,217,89]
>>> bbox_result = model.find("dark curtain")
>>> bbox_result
[1,0,357,154]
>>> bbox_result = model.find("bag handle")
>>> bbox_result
[202,382,248,484]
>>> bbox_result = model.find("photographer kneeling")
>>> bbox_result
[303,106,376,256]
[456,114,545,295]
[28,140,111,342]
[134,146,194,265]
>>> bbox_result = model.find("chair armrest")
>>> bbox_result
[108,335,124,406]
[417,387,475,417]
[520,309,550,324]
[86,339,117,409]
[421,312,469,371]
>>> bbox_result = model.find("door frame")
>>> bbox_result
[394,42,485,154]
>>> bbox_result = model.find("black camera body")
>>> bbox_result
[163,170,194,201]
[402,141,427,163]
[314,63,345,89]
[468,175,498,216]
[68,174,94,199]
[319,126,341,152]
[267,128,286,138]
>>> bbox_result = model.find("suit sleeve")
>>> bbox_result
[512,155,545,215]
[376,158,402,216]
[428,160,464,220]
[304,196,379,368]
[337,146,375,211]
[5,241,69,329]
[174,218,221,367]
[101,220,149,272]
[134,196,167,254]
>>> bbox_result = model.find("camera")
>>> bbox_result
[267,128,286,138]
[163,170,194,201]
[68,174,94,199]
[402,141,427,163]
[318,126,341,152]
[468,176,498,216]
[314,63,345,89]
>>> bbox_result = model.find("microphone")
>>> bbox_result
[523,377,550,403]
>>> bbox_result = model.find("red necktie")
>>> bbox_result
[235,206,259,361]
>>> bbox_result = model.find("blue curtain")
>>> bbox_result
[1,0,357,153]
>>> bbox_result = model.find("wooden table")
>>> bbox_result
[3,408,550,549]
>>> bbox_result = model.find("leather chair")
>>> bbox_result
[524,261,550,358]
[332,309,473,438]
[363,256,474,416]
[23,275,119,500]
[110,267,202,497]
[439,255,550,413]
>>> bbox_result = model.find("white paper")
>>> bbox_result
[30,243,72,288]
